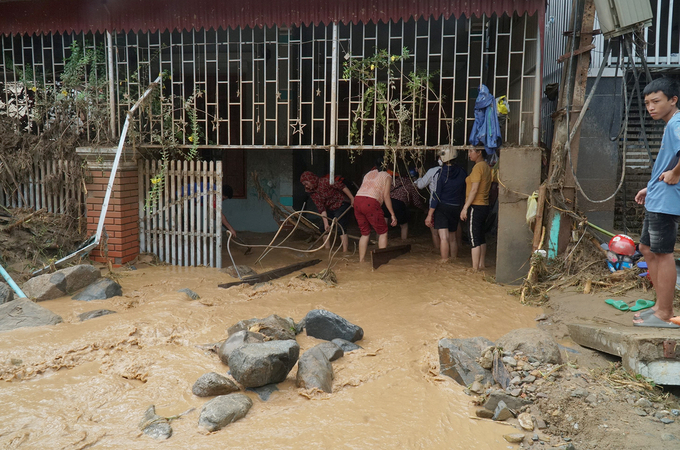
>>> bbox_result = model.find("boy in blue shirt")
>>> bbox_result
[634,77,680,328]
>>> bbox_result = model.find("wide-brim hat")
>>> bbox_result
[438,147,457,163]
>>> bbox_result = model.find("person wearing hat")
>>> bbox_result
[300,171,354,252]
[460,147,492,271]
[425,147,466,262]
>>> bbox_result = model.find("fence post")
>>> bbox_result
[76,146,140,267]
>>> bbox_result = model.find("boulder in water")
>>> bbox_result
[218,330,265,365]
[228,314,296,341]
[228,340,299,388]
[192,372,240,397]
[296,347,333,393]
[72,278,122,301]
[303,309,363,342]
[0,299,63,332]
[198,393,253,432]
[23,264,101,301]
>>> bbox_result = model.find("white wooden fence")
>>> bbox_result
[0,160,85,214]
[139,159,223,268]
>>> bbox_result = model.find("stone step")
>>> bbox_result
[567,323,680,385]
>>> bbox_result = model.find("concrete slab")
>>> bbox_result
[567,323,680,385]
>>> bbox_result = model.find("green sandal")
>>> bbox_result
[605,299,629,311]
[630,299,655,312]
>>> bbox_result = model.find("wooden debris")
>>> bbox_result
[370,244,411,270]
[218,259,322,288]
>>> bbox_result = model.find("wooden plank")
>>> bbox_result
[370,244,411,270]
[218,259,322,289]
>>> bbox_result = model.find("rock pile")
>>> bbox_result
[142,309,364,440]
[438,328,679,449]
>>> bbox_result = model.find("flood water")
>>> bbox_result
[0,236,540,449]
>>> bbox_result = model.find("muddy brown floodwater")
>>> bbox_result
[0,237,541,449]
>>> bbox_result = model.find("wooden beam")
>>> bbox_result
[218,259,322,288]
[371,244,411,270]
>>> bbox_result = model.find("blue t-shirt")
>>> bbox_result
[646,112,680,216]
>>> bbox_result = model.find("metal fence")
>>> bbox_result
[138,159,223,268]
[1,12,540,151]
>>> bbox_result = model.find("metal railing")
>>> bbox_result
[1,13,540,151]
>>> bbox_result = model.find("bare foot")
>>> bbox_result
[438,258,450,264]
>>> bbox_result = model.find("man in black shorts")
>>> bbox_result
[633,78,680,328]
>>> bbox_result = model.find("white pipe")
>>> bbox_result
[533,29,542,146]
[96,75,162,243]
[32,76,162,277]
[329,22,339,184]
[107,31,116,139]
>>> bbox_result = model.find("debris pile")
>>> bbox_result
[439,329,679,449]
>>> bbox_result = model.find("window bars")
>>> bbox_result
[0,13,540,150]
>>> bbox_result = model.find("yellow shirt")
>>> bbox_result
[465,161,492,206]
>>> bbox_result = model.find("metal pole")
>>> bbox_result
[107,31,116,139]
[329,22,339,184]
[533,29,542,146]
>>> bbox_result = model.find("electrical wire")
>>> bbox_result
[564,39,629,203]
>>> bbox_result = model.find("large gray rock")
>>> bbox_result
[60,265,102,292]
[0,283,14,304]
[138,405,172,440]
[496,328,563,364]
[192,372,239,397]
[439,337,495,386]
[22,264,100,301]
[312,341,344,362]
[228,340,300,388]
[218,330,265,365]
[72,278,122,301]
[483,390,532,411]
[303,309,363,342]
[296,347,333,393]
[78,309,116,321]
[0,299,63,332]
[198,393,253,432]
[228,314,296,341]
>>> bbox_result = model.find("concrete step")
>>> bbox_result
[567,322,680,385]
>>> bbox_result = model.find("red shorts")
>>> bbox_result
[354,196,388,236]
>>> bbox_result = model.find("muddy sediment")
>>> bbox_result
[0,237,541,449]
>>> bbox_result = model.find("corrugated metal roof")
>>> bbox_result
[0,0,544,35]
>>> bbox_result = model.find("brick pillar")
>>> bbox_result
[77,147,139,266]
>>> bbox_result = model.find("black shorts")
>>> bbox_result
[468,204,489,248]
[640,210,679,254]
[327,202,351,235]
[382,199,410,225]
[434,203,461,232]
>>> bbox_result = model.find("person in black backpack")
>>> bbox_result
[424,147,466,262]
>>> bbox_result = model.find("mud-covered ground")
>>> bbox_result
[0,231,678,449]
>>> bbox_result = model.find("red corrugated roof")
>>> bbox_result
[0,0,544,35]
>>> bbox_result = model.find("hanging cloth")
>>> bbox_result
[469,84,502,161]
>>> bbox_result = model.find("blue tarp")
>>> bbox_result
[468,84,502,159]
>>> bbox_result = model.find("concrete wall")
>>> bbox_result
[222,149,293,233]
[496,147,542,285]
[575,76,621,230]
